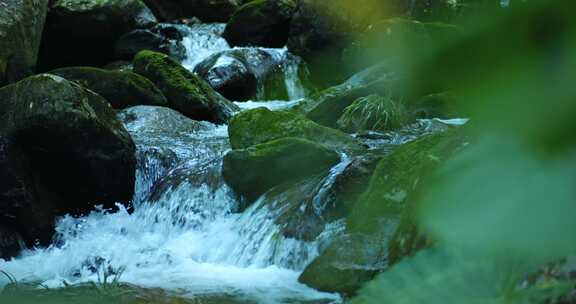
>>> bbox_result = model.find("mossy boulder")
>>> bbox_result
[0,74,136,256]
[299,129,470,295]
[223,137,340,203]
[142,0,240,22]
[296,81,389,129]
[133,50,239,123]
[223,0,298,48]
[410,92,460,119]
[39,0,157,70]
[228,107,365,152]
[50,67,167,109]
[0,0,49,86]
[337,94,410,133]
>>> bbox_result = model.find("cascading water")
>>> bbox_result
[180,23,308,102]
[0,102,343,303]
[0,21,465,303]
[0,24,338,303]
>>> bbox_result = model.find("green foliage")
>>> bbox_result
[346,0,576,302]
[337,94,409,132]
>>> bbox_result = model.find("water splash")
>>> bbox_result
[0,105,342,303]
[180,23,230,70]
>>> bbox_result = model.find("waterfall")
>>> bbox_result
[0,106,342,302]
[180,23,308,101]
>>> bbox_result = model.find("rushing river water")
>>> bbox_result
[0,22,467,303]
[0,23,341,303]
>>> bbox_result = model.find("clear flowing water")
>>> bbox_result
[0,24,337,303]
[0,102,343,303]
[0,21,466,303]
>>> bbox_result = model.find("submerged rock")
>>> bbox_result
[0,74,136,254]
[223,0,297,48]
[0,0,49,85]
[142,0,240,22]
[133,50,239,123]
[228,107,365,152]
[299,129,470,295]
[39,0,157,70]
[223,137,340,203]
[50,67,167,109]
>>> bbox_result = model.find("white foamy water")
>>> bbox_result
[0,105,342,303]
[0,20,353,303]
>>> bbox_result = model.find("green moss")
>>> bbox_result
[228,107,365,153]
[223,137,340,203]
[410,92,460,119]
[299,129,470,295]
[348,129,468,234]
[298,233,387,296]
[337,94,410,132]
[133,50,238,123]
[50,66,167,109]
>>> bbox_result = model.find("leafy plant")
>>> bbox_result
[337,94,409,132]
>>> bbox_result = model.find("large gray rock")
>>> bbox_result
[0,74,136,257]
[0,0,49,86]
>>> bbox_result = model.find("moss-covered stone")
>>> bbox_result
[0,0,49,85]
[299,129,470,295]
[133,50,239,123]
[223,0,297,48]
[223,137,340,203]
[39,0,157,70]
[410,92,460,119]
[0,74,136,256]
[298,233,388,296]
[295,81,389,129]
[50,66,167,109]
[228,107,365,152]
